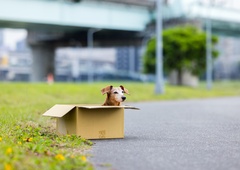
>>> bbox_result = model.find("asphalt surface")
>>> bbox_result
[88,97,240,170]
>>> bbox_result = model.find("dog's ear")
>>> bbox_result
[120,85,130,95]
[101,85,113,95]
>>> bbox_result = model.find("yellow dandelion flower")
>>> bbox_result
[0,137,2,142]
[27,138,33,142]
[55,154,65,161]
[23,137,33,142]
[4,163,12,170]
[5,147,12,155]
[81,155,87,162]
[18,141,22,145]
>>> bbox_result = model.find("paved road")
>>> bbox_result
[88,97,240,170]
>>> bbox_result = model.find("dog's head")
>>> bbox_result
[101,85,130,105]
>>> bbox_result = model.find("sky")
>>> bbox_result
[3,28,27,50]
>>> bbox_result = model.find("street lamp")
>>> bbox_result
[87,28,101,83]
[155,0,164,94]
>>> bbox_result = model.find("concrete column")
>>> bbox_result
[29,44,55,82]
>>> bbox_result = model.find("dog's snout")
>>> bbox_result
[122,96,126,101]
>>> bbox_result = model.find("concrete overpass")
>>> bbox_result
[1,0,240,81]
[0,0,153,31]
[162,0,240,36]
[0,0,154,81]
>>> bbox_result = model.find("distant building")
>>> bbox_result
[0,29,3,47]
[16,39,30,52]
[55,47,143,82]
[0,30,32,81]
[55,47,116,81]
[116,47,142,78]
[214,37,240,80]
[0,51,32,81]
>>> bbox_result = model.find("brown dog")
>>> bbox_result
[101,85,129,106]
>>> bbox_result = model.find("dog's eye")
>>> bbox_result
[122,91,124,93]
[114,92,118,94]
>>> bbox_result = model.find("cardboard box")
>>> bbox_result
[43,104,139,139]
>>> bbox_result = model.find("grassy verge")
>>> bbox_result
[0,81,239,169]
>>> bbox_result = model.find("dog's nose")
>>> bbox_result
[122,96,126,101]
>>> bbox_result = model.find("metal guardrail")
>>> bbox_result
[92,0,155,8]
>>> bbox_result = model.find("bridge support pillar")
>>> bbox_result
[29,44,55,82]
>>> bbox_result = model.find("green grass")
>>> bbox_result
[0,81,240,170]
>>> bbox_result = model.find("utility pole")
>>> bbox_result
[155,0,164,94]
[206,1,213,90]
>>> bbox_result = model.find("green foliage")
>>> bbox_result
[0,122,93,170]
[0,83,95,170]
[143,25,219,76]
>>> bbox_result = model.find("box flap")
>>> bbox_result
[77,105,139,110]
[122,105,140,110]
[43,104,76,117]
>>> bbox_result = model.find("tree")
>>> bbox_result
[143,25,219,85]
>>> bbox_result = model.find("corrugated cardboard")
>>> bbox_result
[43,104,139,139]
